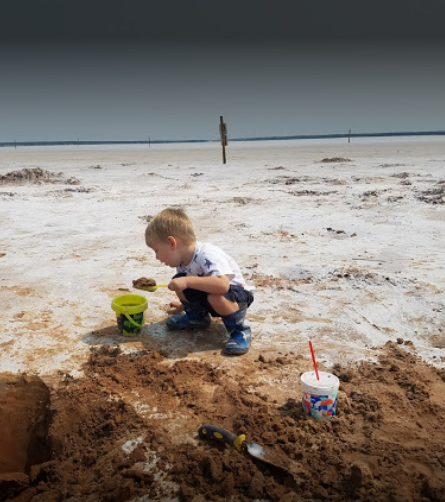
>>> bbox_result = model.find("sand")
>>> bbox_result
[133,278,157,289]
[0,137,445,501]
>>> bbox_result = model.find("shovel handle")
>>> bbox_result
[123,312,144,328]
[198,425,246,452]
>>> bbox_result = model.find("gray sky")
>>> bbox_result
[1,1,444,142]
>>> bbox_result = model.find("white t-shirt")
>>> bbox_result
[176,241,255,292]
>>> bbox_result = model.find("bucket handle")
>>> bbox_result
[122,312,144,329]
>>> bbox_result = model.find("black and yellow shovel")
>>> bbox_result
[198,424,304,475]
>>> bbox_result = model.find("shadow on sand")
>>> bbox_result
[82,319,229,359]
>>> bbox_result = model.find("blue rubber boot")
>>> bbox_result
[222,307,251,356]
[166,301,211,330]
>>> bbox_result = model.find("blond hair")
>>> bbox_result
[145,208,196,246]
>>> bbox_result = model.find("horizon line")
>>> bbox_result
[1,130,444,147]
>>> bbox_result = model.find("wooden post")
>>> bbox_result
[219,116,227,164]
[348,129,351,143]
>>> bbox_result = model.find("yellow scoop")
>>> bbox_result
[135,283,168,293]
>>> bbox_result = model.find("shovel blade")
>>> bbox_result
[245,441,291,470]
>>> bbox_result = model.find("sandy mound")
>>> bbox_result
[320,157,352,163]
[1,342,445,502]
[0,168,79,185]
[133,277,157,288]
[416,184,445,204]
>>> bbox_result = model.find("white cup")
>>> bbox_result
[301,371,340,420]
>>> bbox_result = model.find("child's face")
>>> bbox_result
[150,237,181,268]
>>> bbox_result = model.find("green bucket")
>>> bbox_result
[111,294,148,337]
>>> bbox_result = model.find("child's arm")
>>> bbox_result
[169,274,230,295]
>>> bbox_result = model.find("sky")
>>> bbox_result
[1,1,444,142]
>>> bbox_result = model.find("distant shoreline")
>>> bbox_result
[1,130,444,148]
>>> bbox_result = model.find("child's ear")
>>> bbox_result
[167,236,177,249]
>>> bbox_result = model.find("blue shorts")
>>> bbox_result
[173,273,254,317]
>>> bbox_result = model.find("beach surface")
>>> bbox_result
[1,138,444,501]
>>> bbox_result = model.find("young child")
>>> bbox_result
[144,208,255,355]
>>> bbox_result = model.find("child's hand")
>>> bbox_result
[169,301,184,313]
[168,276,188,293]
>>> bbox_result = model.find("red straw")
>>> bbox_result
[309,341,320,380]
